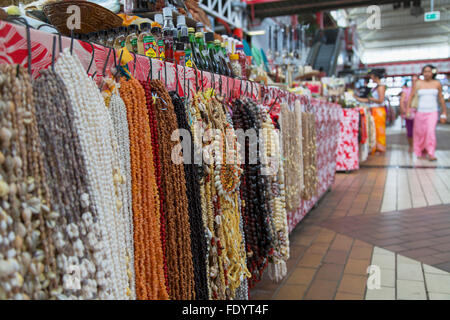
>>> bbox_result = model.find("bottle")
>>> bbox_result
[107,28,118,48]
[151,14,164,60]
[176,15,187,39]
[125,24,139,53]
[195,31,210,71]
[180,27,192,67]
[137,22,151,55]
[174,42,186,66]
[216,40,232,77]
[162,7,175,62]
[113,26,127,50]
[186,28,199,69]
[235,44,247,79]
[205,32,220,74]
[230,53,241,78]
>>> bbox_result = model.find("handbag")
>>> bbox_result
[410,92,419,110]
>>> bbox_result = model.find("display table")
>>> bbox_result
[287,98,342,232]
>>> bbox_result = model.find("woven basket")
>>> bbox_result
[42,0,122,36]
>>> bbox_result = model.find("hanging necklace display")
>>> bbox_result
[0,64,58,300]
[170,90,209,300]
[149,79,195,300]
[280,99,303,210]
[34,68,104,299]
[118,76,168,300]
[55,49,130,299]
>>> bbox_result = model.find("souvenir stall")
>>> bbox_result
[336,106,374,172]
[0,19,341,300]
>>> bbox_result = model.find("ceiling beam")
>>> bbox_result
[252,0,399,18]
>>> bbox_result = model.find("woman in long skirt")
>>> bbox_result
[400,75,418,153]
[407,65,447,161]
[354,69,387,154]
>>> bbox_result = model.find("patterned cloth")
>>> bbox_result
[371,106,387,153]
[336,108,360,171]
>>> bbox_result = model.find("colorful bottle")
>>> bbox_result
[180,27,193,68]
[195,32,210,71]
[216,40,232,76]
[205,32,220,74]
[125,24,139,53]
[113,27,127,50]
[151,14,164,60]
[174,42,186,66]
[137,22,151,55]
[188,27,201,69]
[162,7,175,62]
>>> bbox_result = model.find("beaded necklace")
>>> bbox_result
[107,88,136,299]
[259,106,289,282]
[170,91,209,300]
[55,50,129,299]
[280,101,303,209]
[118,77,168,300]
[139,80,169,292]
[34,69,105,299]
[301,111,318,200]
[231,98,273,288]
[0,64,58,299]
[149,80,195,300]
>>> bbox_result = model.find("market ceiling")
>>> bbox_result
[246,0,407,18]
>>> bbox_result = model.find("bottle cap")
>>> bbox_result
[214,39,221,45]
[196,22,204,31]
[195,32,203,38]
[163,7,172,18]
[205,32,214,42]
[230,54,239,60]
[188,27,195,33]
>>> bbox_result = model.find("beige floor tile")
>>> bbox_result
[429,292,450,300]
[365,286,395,300]
[423,265,450,275]
[397,254,421,266]
[380,269,396,288]
[373,247,395,257]
[397,263,424,282]
[424,273,450,294]
[371,254,396,270]
[397,280,427,300]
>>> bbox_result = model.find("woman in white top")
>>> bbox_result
[407,65,447,161]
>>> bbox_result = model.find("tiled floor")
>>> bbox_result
[250,124,450,300]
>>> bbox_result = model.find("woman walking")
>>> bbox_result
[407,65,447,161]
[354,69,387,154]
[400,75,418,153]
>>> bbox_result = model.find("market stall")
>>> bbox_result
[0,18,341,300]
